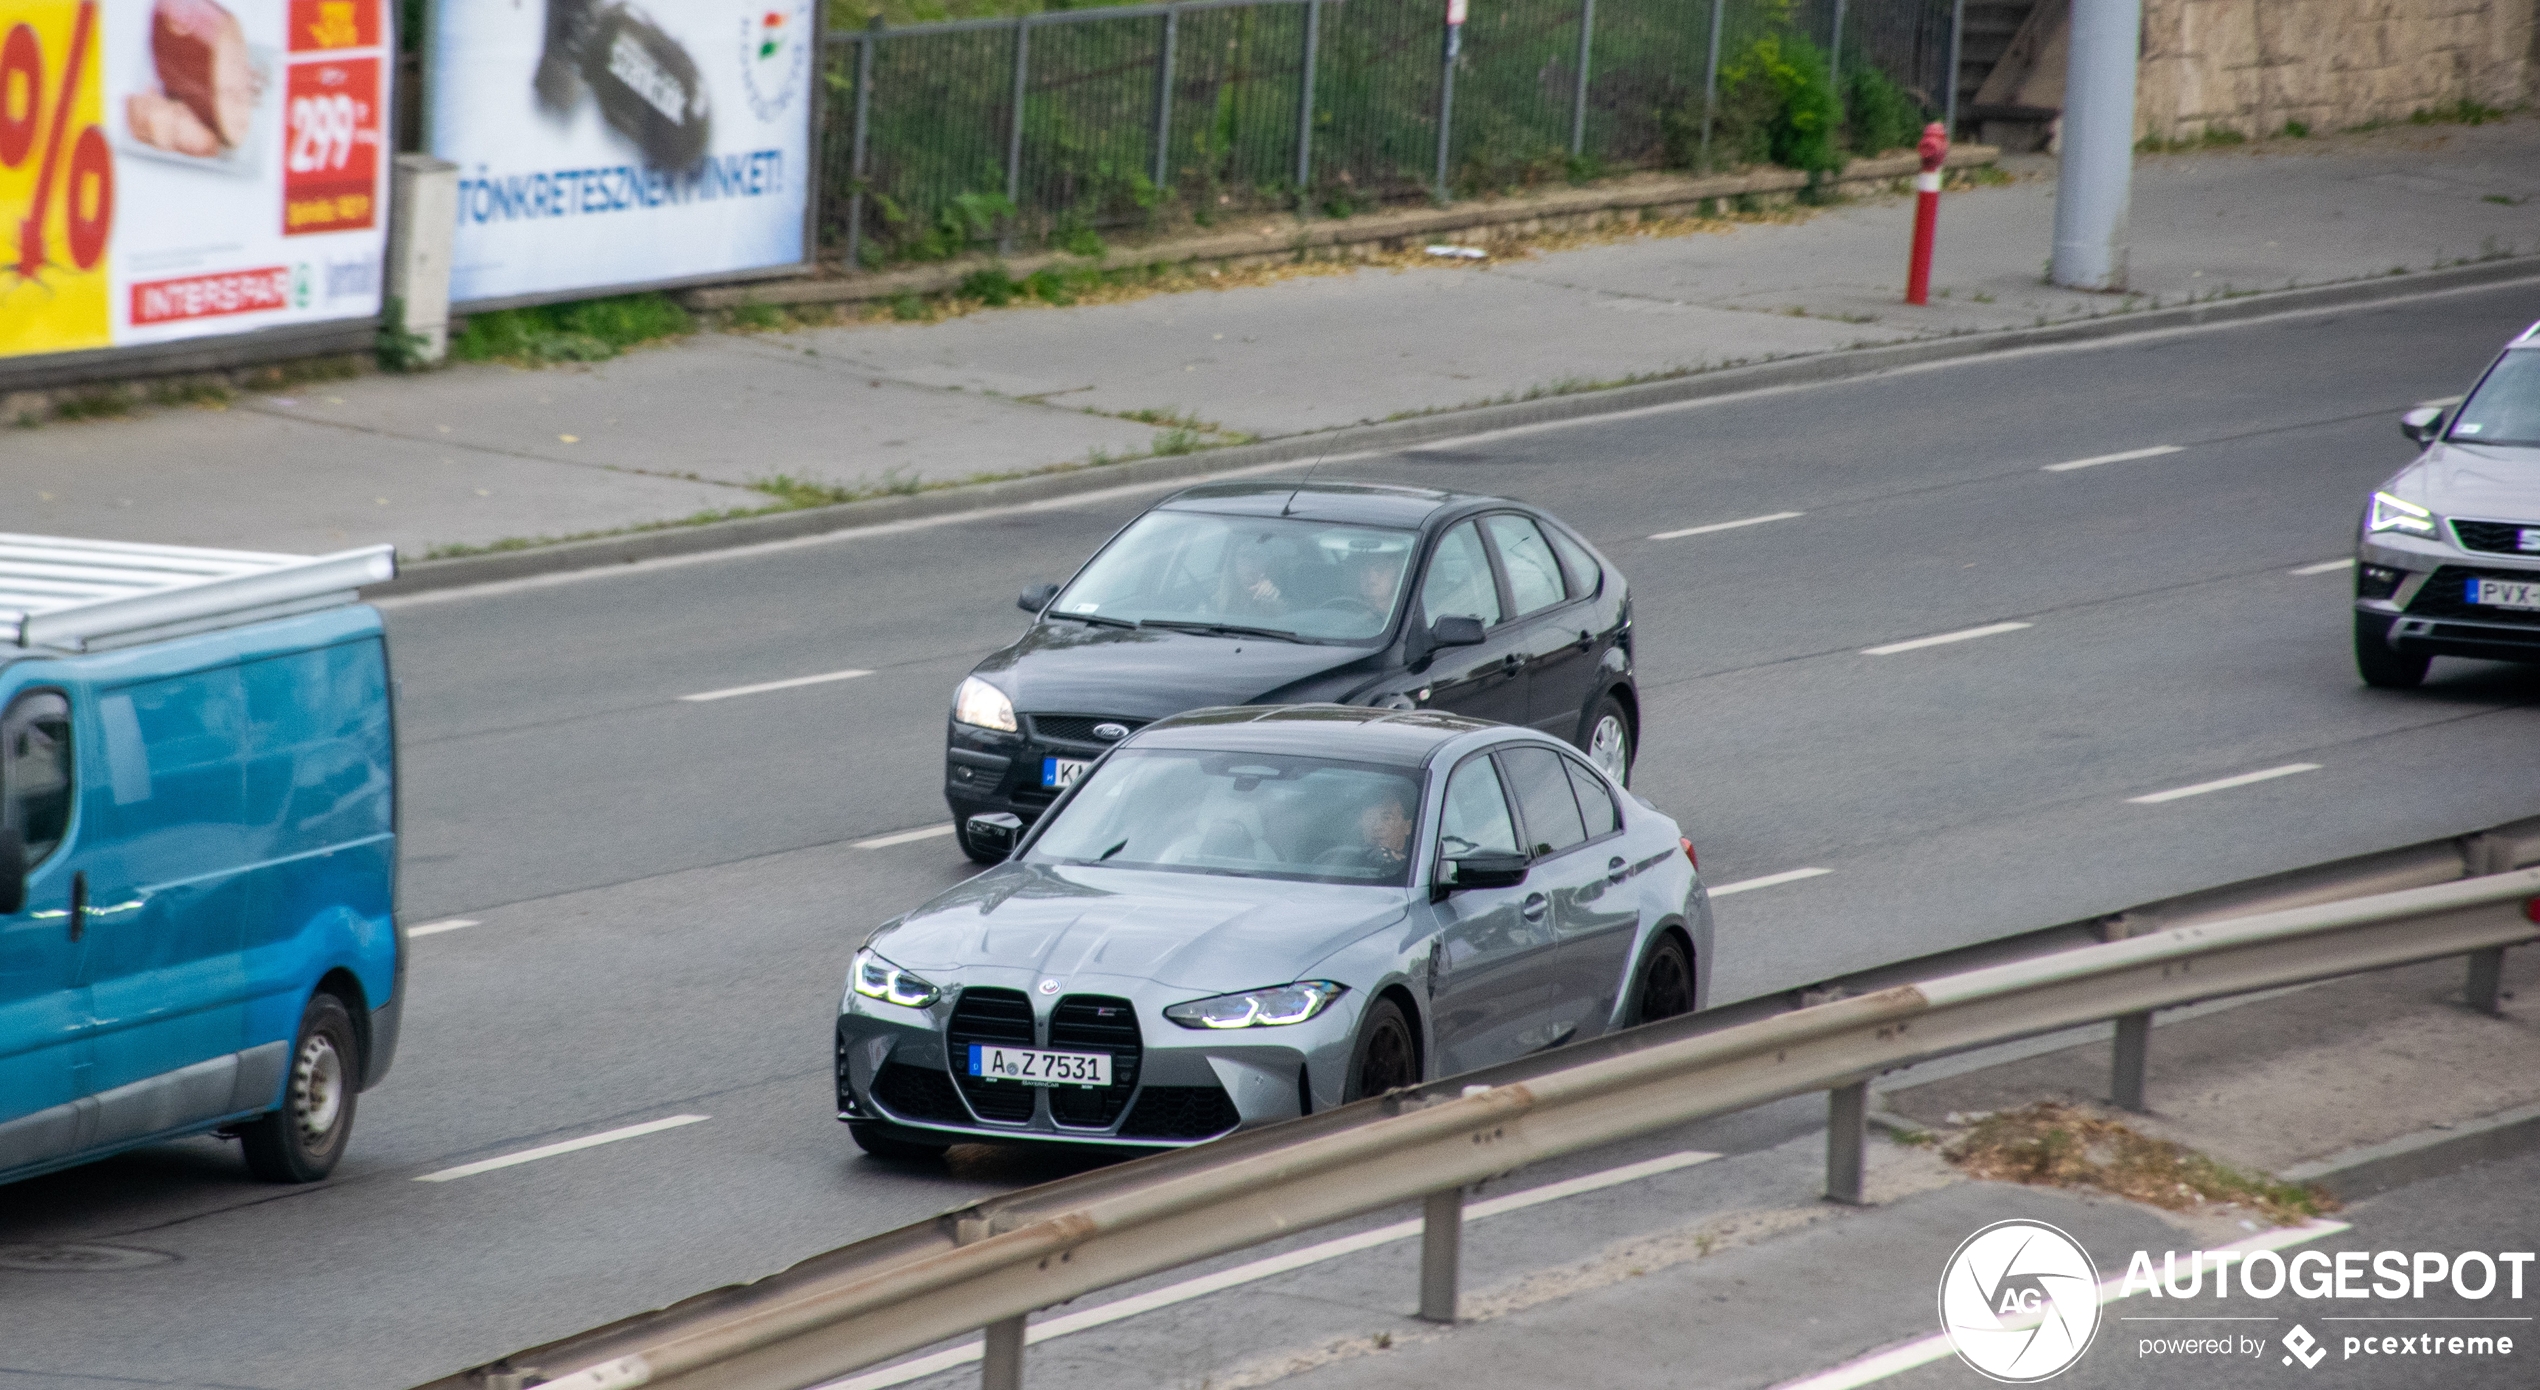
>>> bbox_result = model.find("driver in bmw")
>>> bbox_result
[1321,788,1414,872]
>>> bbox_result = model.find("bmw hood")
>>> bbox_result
[869,863,1409,991]
[2385,442,2540,519]
[969,622,1381,721]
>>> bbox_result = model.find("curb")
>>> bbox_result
[2280,1100,2540,1201]
[369,254,2540,599]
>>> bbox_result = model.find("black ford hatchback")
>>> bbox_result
[944,481,1638,862]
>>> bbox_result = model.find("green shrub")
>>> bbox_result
[1842,62,1923,155]
[1666,33,1845,175]
[960,266,1018,306]
[451,293,693,365]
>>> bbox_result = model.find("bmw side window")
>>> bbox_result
[1562,756,1620,839]
[1499,746,1588,858]
[1437,754,1520,858]
[1421,522,1503,627]
[1484,515,1567,617]
[1545,525,1603,600]
[1,690,73,866]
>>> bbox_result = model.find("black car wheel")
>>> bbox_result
[849,1122,950,1163]
[1627,934,1694,1026]
[1579,693,1633,786]
[2354,614,2430,689]
[1345,998,1419,1101]
[240,992,359,1183]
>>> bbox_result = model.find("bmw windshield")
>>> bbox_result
[1026,748,1425,886]
[2449,349,2540,447]
[1049,512,1417,644]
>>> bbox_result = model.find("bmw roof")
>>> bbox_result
[1131,703,1509,765]
[1156,480,1486,528]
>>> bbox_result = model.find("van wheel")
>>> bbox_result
[241,993,359,1183]
[1344,998,1419,1101]
[848,1123,949,1163]
[2354,615,2429,689]
[1628,934,1694,1026]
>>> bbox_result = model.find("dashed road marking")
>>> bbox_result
[854,823,958,850]
[2127,763,2320,805]
[1649,511,1805,541]
[1862,621,2032,656]
[1708,867,1834,897]
[680,669,872,702]
[414,1115,710,1183]
[2291,558,2355,575]
[2041,444,2184,472]
[407,918,480,938]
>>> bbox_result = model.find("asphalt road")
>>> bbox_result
[4,281,2538,1390]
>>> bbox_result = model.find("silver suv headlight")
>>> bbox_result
[2368,491,2437,537]
[1165,981,1347,1029]
[952,675,1017,732]
[851,949,942,1008]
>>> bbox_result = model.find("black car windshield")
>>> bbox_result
[2450,350,2540,447]
[1027,748,1424,886]
[1051,512,1417,643]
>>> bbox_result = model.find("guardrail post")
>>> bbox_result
[1418,1186,1463,1321]
[1003,16,1030,255]
[2111,1011,2152,1112]
[981,1315,1025,1390]
[2466,948,2507,1016]
[1825,1080,1868,1204]
[1568,0,1594,157]
[1151,8,1177,193]
[1295,0,1319,198]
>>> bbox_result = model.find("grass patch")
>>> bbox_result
[2412,98,2507,127]
[2280,119,2311,138]
[452,293,695,366]
[727,300,788,331]
[51,387,133,420]
[1943,1102,2337,1226]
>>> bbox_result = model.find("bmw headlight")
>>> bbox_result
[952,675,1017,732]
[2368,491,2436,537]
[1165,981,1347,1030]
[851,949,942,1009]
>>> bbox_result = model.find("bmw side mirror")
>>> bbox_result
[1018,583,1060,615]
[965,812,1024,860]
[1443,850,1529,893]
[2400,406,2444,446]
[1429,615,1487,649]
[0,826,25,916]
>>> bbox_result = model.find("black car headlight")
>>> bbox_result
[1165,981,1347,1029]
[851,949,942,1009]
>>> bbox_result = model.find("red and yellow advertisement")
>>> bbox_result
[1,0,389,364]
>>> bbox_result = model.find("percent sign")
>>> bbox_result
[3,1,113,283]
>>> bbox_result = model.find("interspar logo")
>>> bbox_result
[1939,1220,2102,1382]
[131,267,292,326]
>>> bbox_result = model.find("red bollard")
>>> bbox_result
[1904,122,1948,306]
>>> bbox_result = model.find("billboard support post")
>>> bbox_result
[387,156,460,365]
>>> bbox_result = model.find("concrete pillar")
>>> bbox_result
[386,154,459,364]
[2049,0,2140,290]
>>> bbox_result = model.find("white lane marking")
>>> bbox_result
[2041,444,2184,472]
[854,823,957,850]
[414,1115,709,1183]
[407,918,480,938]
[1648,510,1805,541]
[1708,867,1833,897]
[820,1149,1723,1390]
[679,669,873,703]
[2291,558,2355,575]
[1861,621,2032,656]
[1769,1219,2350,1390]
[2127,762,2321,805]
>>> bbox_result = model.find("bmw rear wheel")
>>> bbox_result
[1628,934,1694,1026]
[1581,695,1633,786]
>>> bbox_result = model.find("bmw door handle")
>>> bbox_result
[1502,653,1524,673]
[1607,855,1629,885]
[1521,892,1549,922]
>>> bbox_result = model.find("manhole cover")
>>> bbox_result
[0,1243,178,1272]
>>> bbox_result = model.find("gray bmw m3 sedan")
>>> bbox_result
[835,705,1709,1159]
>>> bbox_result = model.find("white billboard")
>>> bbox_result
[428,0,814,306]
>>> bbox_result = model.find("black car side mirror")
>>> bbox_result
[965,812,1025,860]
[2400,406,2445,446]
[0,826,25,916]
[1018,583,1061,615]
[1442,850,1529,893]
[1429,615,1487,649]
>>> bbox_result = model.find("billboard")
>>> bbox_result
[0,0,391,361]
[428,0,814,307]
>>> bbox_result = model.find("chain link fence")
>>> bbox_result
[822,0,1960,268]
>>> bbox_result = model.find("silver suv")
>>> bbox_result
[2353,320,2540,688]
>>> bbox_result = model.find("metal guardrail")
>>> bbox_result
[423,851,2540,1390]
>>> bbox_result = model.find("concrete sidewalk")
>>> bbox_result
[5,119,2536,562]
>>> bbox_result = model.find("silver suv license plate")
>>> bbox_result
[2469,577,2540,611]
[968,1044,1110,1087]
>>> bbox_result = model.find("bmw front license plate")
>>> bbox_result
[968,1044,1110,1087]
[1041,756,1091,789]
[2468,577,2540,611]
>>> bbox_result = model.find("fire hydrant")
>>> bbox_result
[1905,122,1948,305]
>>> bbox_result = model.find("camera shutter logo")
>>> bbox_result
[1938,1220,2102,1382]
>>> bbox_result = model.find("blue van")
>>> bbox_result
[0,535,402,1185]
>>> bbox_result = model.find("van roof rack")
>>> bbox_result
[0,534,397,653]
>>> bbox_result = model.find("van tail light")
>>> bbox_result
[1681,838,1698,870]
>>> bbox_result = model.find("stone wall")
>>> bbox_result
[2136,0,2536,141]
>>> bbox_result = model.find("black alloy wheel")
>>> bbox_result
[1630,934,1694,1026]
[240,992,360,1183]
[848,1122,951,1163]
[2353,614,2430,689]
[1345,998,1419,1101]
[1579,694,1633,786]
